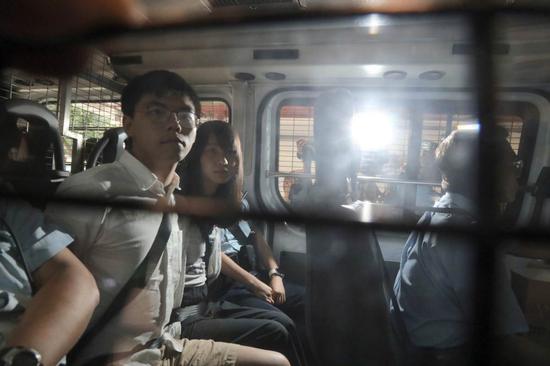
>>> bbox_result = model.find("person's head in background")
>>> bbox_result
[121,70,200,180]
[435,126,519,208]
[178,120,243,205]
[419,141,440,182]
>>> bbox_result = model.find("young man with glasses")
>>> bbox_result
[46,70,288,366]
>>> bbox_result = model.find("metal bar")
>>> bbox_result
[57,78,72,134]
[2,185,550,244]
[471,10,499,366]
[0,182,549,244]
[446,112,454,136]
[65,130,84,173]
[78,71,124,95]
[404,108,423,209]
[57,78,85,173]
[266,170,441,187]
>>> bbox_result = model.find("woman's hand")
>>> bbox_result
[251,280,274,304]
[270,276,286,304]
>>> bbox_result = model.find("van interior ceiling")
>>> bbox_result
[2,2,550,365]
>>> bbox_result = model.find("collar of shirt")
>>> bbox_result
[118,151,180,197]
[437,192,477,217]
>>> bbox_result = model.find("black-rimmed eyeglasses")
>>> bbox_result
[145,105,198,129]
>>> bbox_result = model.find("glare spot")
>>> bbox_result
[362,64,384,77]
[352,111,394,151]
[457,123,480,132]
[357,13,385,35]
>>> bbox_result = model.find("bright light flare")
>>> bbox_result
[362,64,384,77]
[457,123,480,132]
[352,111,394,151]
[357,13,385,35]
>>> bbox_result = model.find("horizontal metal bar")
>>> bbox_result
[4,188,550,243]
[266,171,441,187]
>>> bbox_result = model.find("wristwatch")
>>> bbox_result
[0,346,42,366]
[268,268,285,279]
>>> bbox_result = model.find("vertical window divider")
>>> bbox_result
[472,10,500,365]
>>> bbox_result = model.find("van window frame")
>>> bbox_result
[259,88,540,220]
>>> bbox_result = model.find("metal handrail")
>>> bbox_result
[265,170,441,187]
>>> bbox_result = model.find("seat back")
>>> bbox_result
[1,99,68,207]
[86,127,127,168]
[3,99,66,173]
[372,231,411,366]
[528,166,550,226]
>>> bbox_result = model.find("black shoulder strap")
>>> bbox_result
[196,221,213,276]
[228,194,254,246]
[227,222,253,247]
[69,213,172,360]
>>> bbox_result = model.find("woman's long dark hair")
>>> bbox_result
[177,120,243,207]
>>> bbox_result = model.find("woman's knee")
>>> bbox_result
[234,346,290,366]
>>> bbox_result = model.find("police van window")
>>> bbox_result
[497,115,523,154]
[275,97,533,216]
[3,57,231,172]
[200,100,230,123]
[69,55,124,171]
[277,102,315,202]
[1,54,124,172]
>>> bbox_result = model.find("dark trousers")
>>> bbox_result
[222,278,305,323]
[180,300,306,366]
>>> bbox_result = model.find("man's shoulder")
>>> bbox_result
[56,162,134,198]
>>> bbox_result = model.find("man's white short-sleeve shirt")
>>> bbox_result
[46,151,191,364]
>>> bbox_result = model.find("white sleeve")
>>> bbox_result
[45,178,109,259]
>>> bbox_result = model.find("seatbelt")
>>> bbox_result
[227,222,259,272]
[197,221,213,276]
[69,212,172,361]
[228,222,253,248]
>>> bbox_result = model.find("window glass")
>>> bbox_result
[278,104,315,201]
[200,100,230,123]
[275,98,529,216]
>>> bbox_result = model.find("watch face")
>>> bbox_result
[12,350,41,366]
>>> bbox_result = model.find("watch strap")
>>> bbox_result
[268,268,285,278]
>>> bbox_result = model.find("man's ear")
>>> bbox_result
[122,115,132,135]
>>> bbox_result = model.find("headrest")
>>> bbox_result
[86,127,128,168]
[1,99,66,173]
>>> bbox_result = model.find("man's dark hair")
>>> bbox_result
[435,126,513,197]
[120,70,201,117]
[435,129,478,195]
